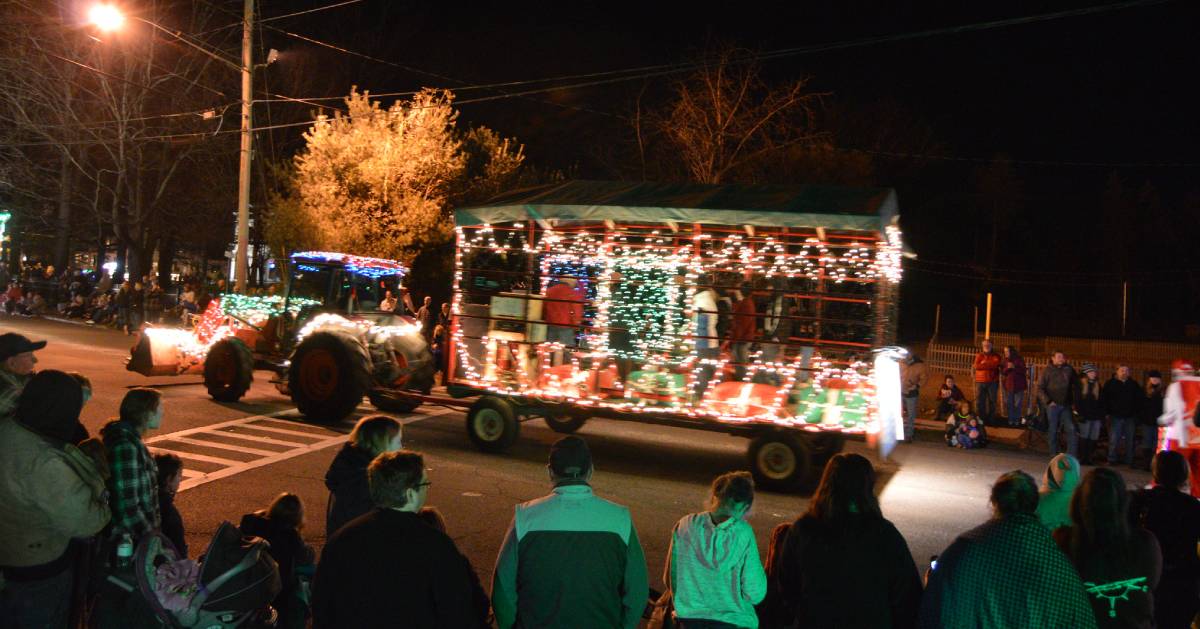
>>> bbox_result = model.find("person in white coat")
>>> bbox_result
[664,471,767,628]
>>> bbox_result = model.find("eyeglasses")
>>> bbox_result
[417,480,432,489]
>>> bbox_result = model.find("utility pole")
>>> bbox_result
[235,0,254,293]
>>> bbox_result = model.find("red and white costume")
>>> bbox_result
[1159,359,1200,497]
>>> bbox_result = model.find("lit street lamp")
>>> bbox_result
[87,4,124,32]
[88,2,260,294]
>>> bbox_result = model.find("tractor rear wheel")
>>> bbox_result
[289,332,371,423]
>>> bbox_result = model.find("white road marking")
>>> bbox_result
[143,405,458,493]
[158,449,242,466]
[170,436,279,456]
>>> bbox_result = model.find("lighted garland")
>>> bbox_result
[290,251,408,279]
[218,294,322,326]
[449,220,900,433]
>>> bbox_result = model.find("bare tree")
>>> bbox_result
[0,0,235,280]
[642,47,827,184]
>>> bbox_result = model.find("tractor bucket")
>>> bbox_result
[126,329,202,376]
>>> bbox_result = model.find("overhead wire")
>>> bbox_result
[5,0,1187,163]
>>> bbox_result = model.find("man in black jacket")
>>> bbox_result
[1102,364,1143,466]
[311,450,489,628]
[1037,351,1079,458]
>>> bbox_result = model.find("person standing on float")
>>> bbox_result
[1158,359,1200,497]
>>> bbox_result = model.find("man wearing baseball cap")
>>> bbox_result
[0,332,45,419]
[492,436,648,629]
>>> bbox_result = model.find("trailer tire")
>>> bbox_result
[466,397,519,453]
[749,431,813,492]
[543,412,587,434]
[204,338,253,402]
[368,390,423,414]
[289,332,370,423]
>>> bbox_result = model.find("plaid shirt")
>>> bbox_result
[0,368,28,420]
[920,513,1097,629]
[101,420,160,539]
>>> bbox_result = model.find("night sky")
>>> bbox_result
[206,0,1200,341]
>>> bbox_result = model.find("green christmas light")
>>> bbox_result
[218,293,321,326]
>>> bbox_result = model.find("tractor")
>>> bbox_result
[127,251,435,421]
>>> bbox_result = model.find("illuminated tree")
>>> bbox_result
[284,88,523,264]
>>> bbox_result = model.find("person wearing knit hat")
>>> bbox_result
[0,370,110,628]
[1136,370,1166,470]
[1076,364,1104,465]
[0,332,45,420]
[492,436,648,629]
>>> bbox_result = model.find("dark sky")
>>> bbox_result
[237,0,1198,340]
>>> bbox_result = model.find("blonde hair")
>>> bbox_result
[350,415,402,457]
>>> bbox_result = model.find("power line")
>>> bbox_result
[5,0,1183,153]
[259,0,367,23]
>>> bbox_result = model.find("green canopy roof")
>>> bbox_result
[456,180,899,233]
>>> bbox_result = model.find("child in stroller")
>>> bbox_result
[106,521,282,628]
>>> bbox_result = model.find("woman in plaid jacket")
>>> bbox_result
[101,388,165,541]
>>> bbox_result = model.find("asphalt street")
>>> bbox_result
[2,315,1153,594]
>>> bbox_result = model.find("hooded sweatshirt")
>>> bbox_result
[1036,454,1081,531]
[324,443,375,537]
[667,512,767,628]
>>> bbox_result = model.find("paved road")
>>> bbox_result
[2,315,1154,595]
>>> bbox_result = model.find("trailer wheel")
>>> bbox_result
[204,338,253,402]
[289,332,370,422]
[748,431,813,491]
[368,390,422,414]
[543,412,587,434]
[466,396,519,452]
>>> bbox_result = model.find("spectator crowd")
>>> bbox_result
[2,329,1198,628]
[902,341,1170,471]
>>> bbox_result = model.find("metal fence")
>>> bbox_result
[972,331,1198,363]
[923,341,1173,417]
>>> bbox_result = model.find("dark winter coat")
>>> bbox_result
[1037,363,1078,406]
[1139,387,1164,427]
[1102,377,1144,418]
[323,443,375,538]
[1077,378,1106,422]
[311,508,489,629]
[1053,526,1162,629]
[158,490,187,558]
[240,511,315,629]
[1128,486,1200,600]
[775,514,922,629]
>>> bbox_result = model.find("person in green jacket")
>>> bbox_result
[492,436,649,629]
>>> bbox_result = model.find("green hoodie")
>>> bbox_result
[1036,454,1081,531]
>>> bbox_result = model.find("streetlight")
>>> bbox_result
[88,1,258,294]
[87,4,124,31]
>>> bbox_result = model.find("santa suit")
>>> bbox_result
[1159,375,1200,497]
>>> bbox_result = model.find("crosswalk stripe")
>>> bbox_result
[152,448,241,466]
[233,422,342,439]
[140,405,464,493]
[210,431,309,448]
[145,410,302,444]
[170,436,280,456]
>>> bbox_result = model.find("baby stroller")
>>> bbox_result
[115,521,282,628]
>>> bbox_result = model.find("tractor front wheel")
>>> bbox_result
[204,338,253,402]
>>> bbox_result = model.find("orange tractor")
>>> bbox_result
[127,251,435,421]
